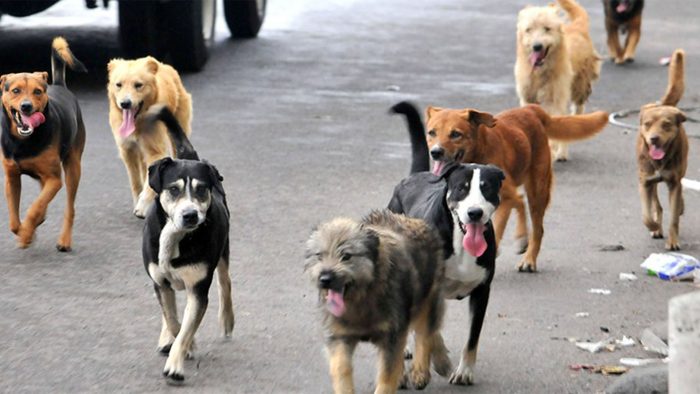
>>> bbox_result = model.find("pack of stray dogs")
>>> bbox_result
[0,0,692,391]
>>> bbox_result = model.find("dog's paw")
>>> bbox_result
[516,260,536,273]
[623,56,635,63]
[651,230,664,239]
[56,243,72,252]
[449,365,474,386]
[157,343,172,356]
[665,240,681,251]
[163,357,186,385]
[409,366,431,390]
[133,194,150,219]
[399,371,409,390]
[554,155,568,162]
[16,227,34,249]
[514,236,529,255]
[614,57,626,65]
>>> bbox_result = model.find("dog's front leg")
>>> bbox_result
[327,339,357,394]
[17,175,62,248]
[375,332,407,394]
[450,285,490,386]
[163,281,210,383]
[605,19,624,63]
[622,16,642,63]
[3,159,22,234]
[154,283,180,355]
[640,182,662,238]
[666,181,682,250]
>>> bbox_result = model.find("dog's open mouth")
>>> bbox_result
[11,108,46,136]
[648,143,665,160]
[432,150,464,175]
[616,1,629,13]
[460,220,488,257]
[529,46,549,68]
[119,104,142,138]
[325,284,348,317]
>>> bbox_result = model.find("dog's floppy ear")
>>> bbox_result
[107,59,121,74]
[426,106,443,120]
[145,57,159,74]
[672,108,687,125]
[204,160,226,197]
[467,110,496,128]
[35,72,49,82]
[147,157,174,194]
[0,75,6,91]
[361,226,380,262]
[486,164,506,181]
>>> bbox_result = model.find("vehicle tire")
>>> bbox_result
[224,0,266,38]
[118,0,165,59]
[163,0,216,72]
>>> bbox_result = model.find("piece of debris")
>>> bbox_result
[619,357,667,367]
[600,326,610,333]
[619,272,638,281]
[385,85,401,92]
[659,56,671,66]
[641,252,700,281]
[598,365,629,375]
[551,336,578,342]
[600,244,625,252]
[681,177,700,192]
[640,328,669,356]
[576,338,614,353]
[589,288,612,295]
[569,364,595,371]
[615,336,636,347]
[575,312,590,318]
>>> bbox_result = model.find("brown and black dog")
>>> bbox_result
[637,49,687,250]
[1,37,86,250]
[395,103,608,271]
[603,0,644,64]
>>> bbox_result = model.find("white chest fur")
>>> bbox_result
[442,222,488,300]
[148,262,208,291]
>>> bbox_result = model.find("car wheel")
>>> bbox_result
[164,0,216,72]
[118,0,165,59]
[224,0,266,38]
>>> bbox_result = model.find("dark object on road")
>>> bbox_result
[0,0,266,72]
[600,244,625,251]
[305,210,448,392]
[0,37,86,252]
[389,102,504,386]
[142,106,233,384]
[605,364,668,394]
[603,0,644,64]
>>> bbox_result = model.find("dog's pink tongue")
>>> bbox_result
[616,3,628,13]
[20,112,45,129]
[462,222,487,257]
[119,109,136,138]
[649,145,665,160]
[326,290,346,317]
[432,161,445,176]
[529,52,545,67]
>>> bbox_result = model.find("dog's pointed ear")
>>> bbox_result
[0,75,6,91]
[467,110,496,128]
[204,160,226,197]
[147,157,174,194]
[362,226,380,262]
[107,59,120,74]
[145,57,159,74]
[426,106,443,120]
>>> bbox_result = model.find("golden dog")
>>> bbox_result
[515,0,602,161]
[637,50,688,250]
[107,56,192,217]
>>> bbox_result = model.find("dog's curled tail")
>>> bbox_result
[145,105,200,161]
[390,101,430,174]
[51,37,86,87]
[557,0,589,30]
[661,49,685,106]
[544,110,609,142]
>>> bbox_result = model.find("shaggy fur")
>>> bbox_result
[515,0,602,161]
[637,50,688,250]
[305,210,448,393]
[107,56,192,218]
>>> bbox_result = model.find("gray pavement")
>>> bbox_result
[1,0,699,392]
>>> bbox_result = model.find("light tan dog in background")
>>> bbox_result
[107,56,192,217]
[515,0,602,161]
[637,50,688,250]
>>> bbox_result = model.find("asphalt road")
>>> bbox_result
[1,0,699,393]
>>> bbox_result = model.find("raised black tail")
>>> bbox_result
[146,105,200,161]
[390,101,429,174]
[50,37,86,87]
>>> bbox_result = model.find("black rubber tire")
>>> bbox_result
[224,0,266,38]
[118,0,166,59]
[163,0,216,72]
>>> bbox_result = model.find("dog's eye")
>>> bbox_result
[340,253,352,261]
[543,26,551,32]
[525,27,532,33]
[427,130,437,138]
[194,185,208,198]
[11,88,20,94]
[33,89,42,95]
[168,186,180,196]
[643,122,652,129]
[662,122,671,131]
[134,82,143,89]
[115,82,122,88]
[449,131,463,140]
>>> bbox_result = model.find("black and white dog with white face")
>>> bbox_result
[388,101,504,386]
[142,106,234,384]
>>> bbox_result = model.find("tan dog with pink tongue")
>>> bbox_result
[107,56,192,218]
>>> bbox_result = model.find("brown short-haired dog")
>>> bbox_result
[637,49,688,250]
[305,210,449,393]
[1,37,86,250]
[603,0,644,64]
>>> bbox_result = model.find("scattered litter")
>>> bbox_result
[551,336,578,342]
[682,178,700,192]
[599,365,629,375]
[640,328,669,356]
[589,288,612,295]
[659,56,671,66]
[619,357,667,367]
[695,268,700,286]
[600,244,625,252]
[640,253,700,281]
[575,312,590,318]
[600,326,610,333]
[576,338,614,353]
[569,363,595,371]
[385,85,401,92]
[615,336,636,347]
[619,272,638,281]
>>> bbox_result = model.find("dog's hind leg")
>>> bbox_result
[409,298,443,389]
[57,153,81,252]
[327,339,357,394]
[492,182,518,248]
[449,285,490,386]
[216,255,235,337]
[3,159,22,234]
[513,191,529,254]
[622,15,642,63]
[375,332,407,394]
[517,172,551,272]
[154,284,180,355]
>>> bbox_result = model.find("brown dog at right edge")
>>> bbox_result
[1,37,86,251]
[394,102,608,272]
[637,49,688,250]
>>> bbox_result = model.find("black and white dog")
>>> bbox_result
[388,102,504,386]
[142,106,234,384]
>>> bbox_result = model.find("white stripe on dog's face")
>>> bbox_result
[454,169,497,225]
[159,177,211,230]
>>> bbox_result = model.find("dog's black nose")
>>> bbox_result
[467,207,484,221]
[533,43,544,52]
[319,272,335,289]
[120,99,132,110]
[430,147,444,160]
[649,136,660,145]
[20,101,33,113]
[182,210,198,226]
